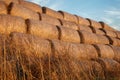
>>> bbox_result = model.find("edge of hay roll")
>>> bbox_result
[93,44,114,59]
[78,25,93,33]
[87,18,102,28]
[58,11,78,23]
[8,2,39,20]
[0,14,26,35]
[20,0,42,13]
[58,26,81,43]
[59,19,78,30]
[2,0,19,5]
[39,13,61,26]
[76,15,90,26]
[0,1,7,14]
[42,7,63,19]
[26,19,59,40]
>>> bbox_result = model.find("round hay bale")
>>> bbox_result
[94,28,106,35]
[104,29,117,38]
[97,58,120,79]
[78,25,93,33]
[42,7,63,19]
[0,1,7,14]
[110,46,120,63]
[87,19,102,28]
[9,32,51,57]
[40,13,61,26]
[20,1,42,13]
[93,44,114,59]
[68,43,98,60]
[58,26,81,43]
[110,37,120,46]
[8,3,39,20]
[59,19,78,30]
[26,19,59,40]
[79,30,98,44]
[76,15,90,26]
[58,11,78,23]
[115,31,120,39]
[0,14,26,35]
[99,22,115,31]
[96,35,110,44]
[2,0,19,5]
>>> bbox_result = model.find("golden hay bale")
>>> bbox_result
[59,19,78,30]
[104,29,117,38]
[58,11,78,23]
[76,15,90,26]
[26,19,59,40]
[68,43,98,60]
[97,58,120,79]
[0,14,26,35]
[78,60,105,80]
[110,46,120,63]
[115,31,120,39]
[94,44,114,59]
[0,1,7,14]
[94,28,106,35]
[58,26,81,43]
[8,3,39,20]
[9,32,51,57]
[79,30,109,44]
[87,18,102,28]
[99,22,115,31]
[96,35,110,44]
[20,1,42,13]
[42,7,63,19]
[110,37,120,46]
[78,25,93,33]
[2,0,19,5]
[40,13,61,26]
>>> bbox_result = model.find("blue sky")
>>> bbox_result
[28,0,120,30]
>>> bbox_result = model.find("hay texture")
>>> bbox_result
[99,22,115,31]
[20,1,42,13]
[104,29,117,38]
[94,28,105,35]
[76,16,90,26]
[111,46,120,63]
[40,14,61,26]
[8,3,39,20]
[115,31,120,39]
[78,25,93,33]
[94,44,114,59]
[87,19,102,28]
[97,58,120,79]
[26,19,59,40]
[79,30,109,44]
[42,7,63,19]
[58,26,81,43]
[0,1,7,14]
[59,19,78,30]
[110,37,120,46]
[59,11,78,23]
[68,43,98,60]
[2,0,19,5]
[0,14,26,35]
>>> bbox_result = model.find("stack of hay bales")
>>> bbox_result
[0,0,120,80]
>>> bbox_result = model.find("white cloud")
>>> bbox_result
[105,10,120,16]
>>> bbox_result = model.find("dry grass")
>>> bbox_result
[0,32,119,80]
